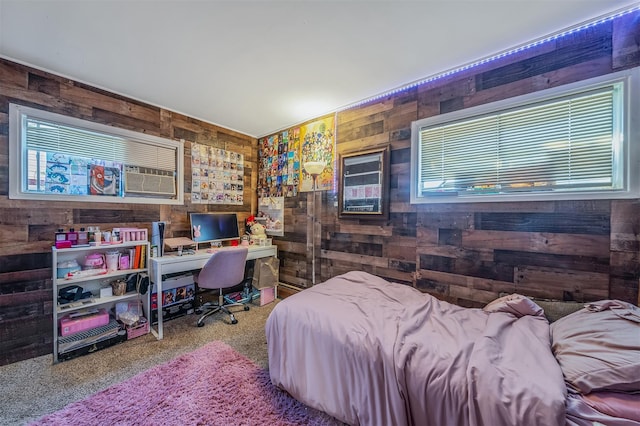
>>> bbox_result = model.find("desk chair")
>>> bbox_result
[194,247,249,326]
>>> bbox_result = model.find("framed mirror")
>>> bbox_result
[338,146,389,220]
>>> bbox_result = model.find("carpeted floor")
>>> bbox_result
[0,300,285,426]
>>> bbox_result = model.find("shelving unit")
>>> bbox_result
[52,241,152,363]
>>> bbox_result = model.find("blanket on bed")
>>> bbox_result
[267,271,566,426]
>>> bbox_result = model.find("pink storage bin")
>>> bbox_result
[59,309,109,336]
[259,286,276,306]
[126,319,149,339]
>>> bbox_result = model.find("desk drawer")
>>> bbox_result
[159,259,207,275]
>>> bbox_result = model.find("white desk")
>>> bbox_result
[149,244,277,339]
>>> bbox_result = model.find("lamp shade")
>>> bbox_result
[304,161,325,176]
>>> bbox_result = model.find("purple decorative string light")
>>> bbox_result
[338,4,640,111]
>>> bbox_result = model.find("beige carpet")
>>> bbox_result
[0,301,278,426]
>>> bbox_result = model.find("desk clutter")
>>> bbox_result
[55,226,148,249]
[53,230,153,363]
[56,246,148,282]
[151,270,277,326]
[148,242,278,339]
[150,273,197,324]
[56,301,148,362]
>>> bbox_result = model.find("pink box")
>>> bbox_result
[259,287,276,306]
[126,319,149,340]
[59,309,109,336]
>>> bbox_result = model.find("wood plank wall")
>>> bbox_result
[0,60,257,365]
[0,12,638,366]
[273,13,640,308]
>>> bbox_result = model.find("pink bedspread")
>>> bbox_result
[266,271,567,426]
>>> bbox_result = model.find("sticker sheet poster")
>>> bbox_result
[300,116,335,193]
[45,152,120,196]
[191,143,244,205]
[257,128,300,198]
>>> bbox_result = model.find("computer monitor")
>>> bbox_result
[189,212,240,246]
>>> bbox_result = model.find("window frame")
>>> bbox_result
[410,68,639,204]
[9,104,185,205]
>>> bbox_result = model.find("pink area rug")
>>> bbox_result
[31,341,341,425]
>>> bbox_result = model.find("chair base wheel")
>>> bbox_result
[197,321,205,327]
[243,305,250,311]
[231,318,238,325]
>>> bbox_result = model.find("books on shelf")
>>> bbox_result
[133,245,142,269]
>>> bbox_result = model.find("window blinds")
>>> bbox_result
[25,117,177,171]
[418,85,620,196]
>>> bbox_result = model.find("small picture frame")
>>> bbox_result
[338,146,390,220]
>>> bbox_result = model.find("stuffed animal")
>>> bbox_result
[250,222,267,238]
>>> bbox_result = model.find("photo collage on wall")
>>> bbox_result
[45,152,122,196]
[257,115,335,197]
[258,128,301,198]
[191,143,244,205]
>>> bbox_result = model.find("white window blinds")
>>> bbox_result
[413,75,628,202]
[25,117,177,171]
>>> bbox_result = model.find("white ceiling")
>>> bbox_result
[0,0,637,138]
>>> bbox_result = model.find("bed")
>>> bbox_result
[266,271,640,426]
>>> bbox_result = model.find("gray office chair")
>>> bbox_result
[194,247,249,326]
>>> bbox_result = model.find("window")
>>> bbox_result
[9,104,184,205]
[410,69,639,203]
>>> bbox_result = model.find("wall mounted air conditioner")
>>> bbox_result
[124,170,176,196]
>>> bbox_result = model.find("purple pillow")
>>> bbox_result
[551,300,640,394]
[483,294,545,318]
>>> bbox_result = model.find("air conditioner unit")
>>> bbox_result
[125,171,176,196]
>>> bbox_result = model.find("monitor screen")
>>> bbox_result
[189,212,240,244]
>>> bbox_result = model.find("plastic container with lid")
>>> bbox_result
[84,253,105,269]
[56,260,81,278]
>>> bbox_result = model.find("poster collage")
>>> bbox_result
[257,115,335,198]
[191,143,244,205]
[44,152,121,196]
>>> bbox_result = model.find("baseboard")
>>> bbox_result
[276,282,301,299]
